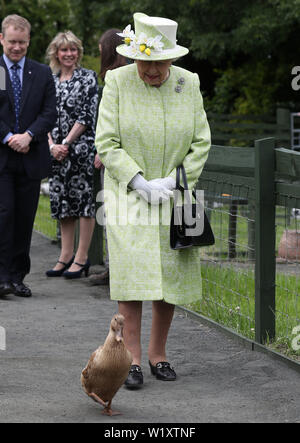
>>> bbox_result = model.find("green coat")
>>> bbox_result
[95,63,211,305]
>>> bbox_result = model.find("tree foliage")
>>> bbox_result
[1,0,300,114]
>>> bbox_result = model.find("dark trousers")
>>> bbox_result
[0,151,41,283]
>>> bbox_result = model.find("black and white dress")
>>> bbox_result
[49,67,99,220]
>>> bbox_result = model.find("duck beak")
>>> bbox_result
[115,327,123,342]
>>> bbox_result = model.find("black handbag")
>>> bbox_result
[170,165,215,250]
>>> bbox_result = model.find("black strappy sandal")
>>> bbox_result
[45,256,74,277]
[63,259,90,279]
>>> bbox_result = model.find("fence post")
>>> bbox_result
[276,107,291,147]
[276,107,290,126]
[254,138,276,344]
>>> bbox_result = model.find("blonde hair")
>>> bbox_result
[1,14,31,36]
[46,31,83,74]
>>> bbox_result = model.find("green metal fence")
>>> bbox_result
[190,138,300,358]
[207,108,291,148]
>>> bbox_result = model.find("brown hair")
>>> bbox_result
[46,31,83,74]
[1,14,31,36]
[99,28,127,81]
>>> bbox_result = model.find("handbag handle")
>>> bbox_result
[175,165,195,206]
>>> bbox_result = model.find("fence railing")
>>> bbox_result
[207,108,291,148]
[195,137,300,349]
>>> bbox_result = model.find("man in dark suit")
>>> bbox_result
[0,14,57,297]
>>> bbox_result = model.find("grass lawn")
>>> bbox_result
[34,195,57,241]
[185,262,300,360]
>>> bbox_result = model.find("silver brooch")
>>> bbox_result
[175,85,182,93]
[178,77,185,85]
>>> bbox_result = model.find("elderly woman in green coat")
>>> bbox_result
[95,12,211,388]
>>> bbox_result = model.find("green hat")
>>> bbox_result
[116,12,189,61]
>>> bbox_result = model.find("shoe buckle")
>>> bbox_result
[160,362,174,370]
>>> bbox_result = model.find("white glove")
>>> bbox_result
[148,177,176,191]
[129,174,173,205]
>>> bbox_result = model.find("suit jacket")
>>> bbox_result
[0,56,57,179]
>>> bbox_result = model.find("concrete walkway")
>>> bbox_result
[0,232,300,423]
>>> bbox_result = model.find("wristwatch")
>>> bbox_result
[62,138,70,146]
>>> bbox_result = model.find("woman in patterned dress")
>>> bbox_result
[95,14,211,388]
[46,31,99,279]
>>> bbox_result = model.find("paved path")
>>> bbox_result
[0,232,300,423]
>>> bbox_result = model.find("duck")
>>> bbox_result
[81,313,132,416]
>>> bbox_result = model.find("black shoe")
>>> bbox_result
[46,256,74,277]
[0,282,14,296]
[12,282,32,298]
[124,365,143,389]
[149,361,176,381]
[63,259,90,279]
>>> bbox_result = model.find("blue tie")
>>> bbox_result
[11,64,21,133]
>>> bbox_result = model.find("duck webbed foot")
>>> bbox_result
[102,401,122,416]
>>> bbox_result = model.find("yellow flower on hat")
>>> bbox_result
[137,33,152,56]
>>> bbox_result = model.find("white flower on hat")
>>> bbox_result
[136,33,164,53]
[136,32,148,45]
[117,25,135,45]
[136,32,149,54]
[126,42,139,57]
[147,35,164,52]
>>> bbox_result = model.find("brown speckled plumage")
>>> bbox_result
[81,314,132,416]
